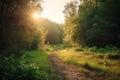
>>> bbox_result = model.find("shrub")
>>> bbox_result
[97,54,104,59]
[107,53,120,60]
[0,55,48,80]
[75,47,84,51]
[83,63,90,69]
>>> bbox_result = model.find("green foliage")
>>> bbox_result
[63,0,78,45]
[0,56,47,80]
[75,46,120,53]
[51,44,69,51]
[64,0,120,47]
[0,50,58,80]
[39,18,64,44]
[24,50,59,80]
[30,26,47,50]
[0,0,43,55]
[63,0,78,18]
[107,53,120,60]
[58,48,120,80]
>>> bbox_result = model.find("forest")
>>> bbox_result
[0,0,120,80]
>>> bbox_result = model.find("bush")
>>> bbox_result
[89,46,97,52]
[75,47,84,51]
[0,55,48,80]
[107,53,120,60]
[77,46,120,53]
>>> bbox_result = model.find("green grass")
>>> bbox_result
[0,50,59,80]
[57,48,120,80]
[24,50,59,80]
[25,50,51,72]
[51,44,69,50]
[43,44,69,51]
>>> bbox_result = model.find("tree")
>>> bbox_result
[64,0,120,47]
[0,0,42,55]
[63,0,78,45]
[38,18,64,44]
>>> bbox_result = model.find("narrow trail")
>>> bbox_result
[48,52,89,80]
[48,52,106,80]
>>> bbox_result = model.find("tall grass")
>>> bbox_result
[76,46,120,53]
[57,48,120,80]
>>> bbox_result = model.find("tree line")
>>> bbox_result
[63,0,120,47]
[0,0,63,55]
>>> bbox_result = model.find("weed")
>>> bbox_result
[107,53,120,60]
[0,50,58,80]
[57,48,120,80]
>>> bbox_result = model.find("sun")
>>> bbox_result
[33,13,41,18]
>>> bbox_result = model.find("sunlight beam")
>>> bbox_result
[33,13,41,19]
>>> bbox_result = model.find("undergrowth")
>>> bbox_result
[58,47,120,80]
[0,50,58,80]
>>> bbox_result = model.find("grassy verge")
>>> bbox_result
[44,44,69,51]
[24,50,59,80]
[24,50,51,73]
[51,44,69,50]
[57,48,120,80]
[0,50,59,80]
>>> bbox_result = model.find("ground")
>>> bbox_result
[48,52,106,80]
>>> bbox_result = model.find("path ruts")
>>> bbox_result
[49,52,94,80]
[49,52,106,80]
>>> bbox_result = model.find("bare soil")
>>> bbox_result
[48,52,106,80]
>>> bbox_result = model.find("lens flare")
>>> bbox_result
[33,13,41,18]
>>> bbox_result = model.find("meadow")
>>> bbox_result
[57,46,120,80]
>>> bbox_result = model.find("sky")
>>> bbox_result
[40,0,74,24]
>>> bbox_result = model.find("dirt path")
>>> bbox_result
[48,52,89,80]
[49,52,106,80]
